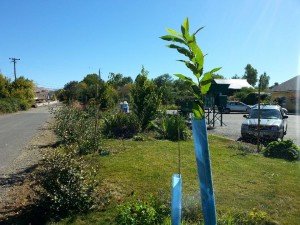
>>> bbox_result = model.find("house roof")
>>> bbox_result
[271,75,300,92]
[214,79,254,89]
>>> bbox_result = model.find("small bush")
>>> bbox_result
[218,208,277,225]
[0,97,27,113]
[35,150,97,219]
[0,99,13,113]
[181,194,203,223]
[102,112,141,138]
[132,133,154,141]
[150,112,191,141]
[116,194,170,225]
[263,139,300,161]
[52,106,102,154]
[18,98,31,110]
[132,134,146,141]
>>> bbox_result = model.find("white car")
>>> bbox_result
[241,105,288,141]
[224,101,251,113]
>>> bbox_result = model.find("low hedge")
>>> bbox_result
[0,97,31,113]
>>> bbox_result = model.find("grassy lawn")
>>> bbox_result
[59,135,299,225]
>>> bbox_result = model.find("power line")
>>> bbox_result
[9,57,20,81]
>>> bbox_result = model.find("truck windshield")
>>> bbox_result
[249,109,281,119]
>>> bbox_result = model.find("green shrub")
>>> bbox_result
[263,139,300,161]
[132,134,147,141]
[132,133,154,141]
[181,194,203,223]
[0,97,19,113]
[217,208,277,225]
[18,98,31,110]
[52,106,102,154]
[0,97,32,113]
[102,112,141,138]
[150,112,191,141]
[0,99,13,113]
[116,194,170,225]
[34,150,97,218]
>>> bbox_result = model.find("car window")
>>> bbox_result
[249,109,281,119]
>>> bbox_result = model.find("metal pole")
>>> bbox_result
[9,58,20,81]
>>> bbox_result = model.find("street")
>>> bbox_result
[207,112,300,146]
[0,107,52,170]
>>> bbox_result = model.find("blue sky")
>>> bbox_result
[0,0,299,89]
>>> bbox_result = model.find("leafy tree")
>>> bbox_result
[161,17,220,225]
[231,74,240,79]
[153,73,175,105]
[269,82,279,89]
[82,73,101,86]
[99,83,117,109]
[120,76,133,86]
[161,18,221,118]
[173,78,193,105]
[131,66,161,130]
[118,83,133,103]
[243,64,257,86]
[108,73,133,88]
[63,81,80,102]
[0,73,10,98]
[212,73,224,79]
[234,87,255,102]
[10,76,35,104]
[55,89,66,102]
[80,73,101,101]
[107,73,123,88]
[107,73,133,103]
[259,72,270,90]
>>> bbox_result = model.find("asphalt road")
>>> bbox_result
[0,107,52,170]
[207,112,300,146]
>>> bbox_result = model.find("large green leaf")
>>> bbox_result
[200,67,222,95]
[209,67,222,74]
[192,101,205,119]
[174,74,197,86]
[193,26,205,36]
[177,60,199,76]
[191,85,202,101]
[167,28,182,37]
[200,72,213,95]
[189,42,204,71]
[181,18,192,42]
[168,44,193,60]
[160,35,185,44]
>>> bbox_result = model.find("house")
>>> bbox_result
[34,88,50,103]
[34,87,55,103]
[209,79,254,96]
[270,75,300,113]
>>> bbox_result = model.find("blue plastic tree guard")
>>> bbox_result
[171,173,182,225]
[192,119,217,225]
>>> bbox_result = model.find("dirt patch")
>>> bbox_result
[0,119,57,222]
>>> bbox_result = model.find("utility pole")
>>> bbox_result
[9,58,20,81]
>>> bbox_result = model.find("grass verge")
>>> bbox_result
[57,135,300,225]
